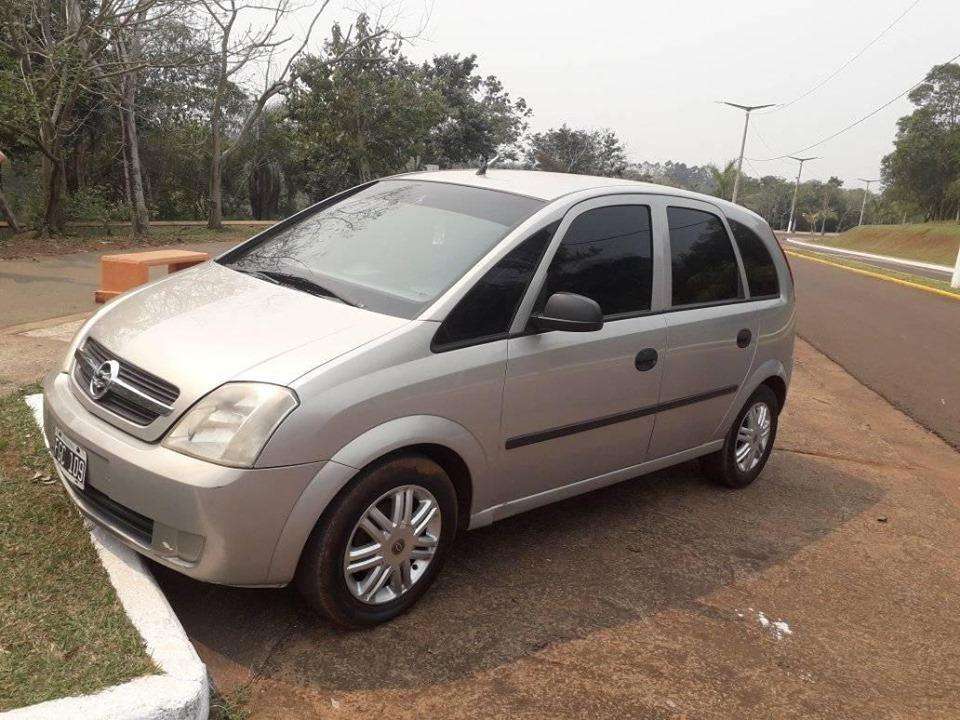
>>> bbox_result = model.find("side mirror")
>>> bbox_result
[530,292,604,333]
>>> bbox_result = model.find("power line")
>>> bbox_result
[748,47,960,162]
[762,0,922,115]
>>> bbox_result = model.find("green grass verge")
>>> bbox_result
[803,223,960,266]
[0,387,154,711]
[787,248,960,297]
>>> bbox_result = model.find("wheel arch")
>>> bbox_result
[266,415,485,585]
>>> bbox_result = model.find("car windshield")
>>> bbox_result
[219,179,545,318]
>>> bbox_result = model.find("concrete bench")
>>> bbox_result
[95,249,210,303]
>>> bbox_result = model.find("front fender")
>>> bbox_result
[266,414,488,585]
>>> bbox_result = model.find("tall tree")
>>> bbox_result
[422,54,530,166]
[197,0,355,229]
[524,125,627,176]
[882,63,960,221]
[286,16,443,199]
[0,0,160,235]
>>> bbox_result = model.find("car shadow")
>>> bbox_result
[152,451,880,695]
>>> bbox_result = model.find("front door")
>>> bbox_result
[498,196,669,504]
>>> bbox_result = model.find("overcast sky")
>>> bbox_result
[298,0,959,186]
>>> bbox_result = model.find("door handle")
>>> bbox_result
[635,348,658,371]
[736,329,752,348]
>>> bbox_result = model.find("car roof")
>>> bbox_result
[397,168,754,217]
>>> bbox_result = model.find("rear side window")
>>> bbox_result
[728,218,780,298]
[667,206,742,306]
[432,224,556,350]
[537,205,653,317]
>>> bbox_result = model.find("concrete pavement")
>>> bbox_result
[790,252,960,449]
[3,246,959,717]
[0,240,238,327]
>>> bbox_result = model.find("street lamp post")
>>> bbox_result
[786,156,819,233]
[857,178,877,226]
[720,101,776,204]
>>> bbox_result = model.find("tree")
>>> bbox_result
[422,54,530,166]
[286,16,443,199]
[0,148,20,232]
[706,160,738,201]
[524,125,627,176]
[196,0,333,229]
[0,0,161,235]
[882,63,960,221]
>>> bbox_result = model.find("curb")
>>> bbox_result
[782,236,953,274]
[785,250,960,301]
[3,395,209,720]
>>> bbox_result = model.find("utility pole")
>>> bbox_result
[786,156,819,233]
[857,178,877,226]
[720,101,776,204]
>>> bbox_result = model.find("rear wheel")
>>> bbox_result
[296,454,457,628]
[701,385,779,489]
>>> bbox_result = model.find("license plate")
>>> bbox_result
[53,427,87,490]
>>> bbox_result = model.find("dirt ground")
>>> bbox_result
[152,339,960,720]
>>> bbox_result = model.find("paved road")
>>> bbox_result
[0,240,237,328]
[790,252,960,449]
[782,238,953,282]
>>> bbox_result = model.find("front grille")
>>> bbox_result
[73,337,179,426]
[81,483,154,544]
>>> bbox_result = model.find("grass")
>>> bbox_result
[0,386,155,711]
[797,223,960,266]
[786,248,960,297]
[0,223,265,260]
[210,687,252,720]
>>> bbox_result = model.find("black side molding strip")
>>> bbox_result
[504,384,738,450]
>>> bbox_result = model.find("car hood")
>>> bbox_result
[76,261,409,441]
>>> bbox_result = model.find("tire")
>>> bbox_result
[295,453,458,628]
[700,384,779,489]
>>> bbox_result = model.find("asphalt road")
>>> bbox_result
[782,238,954,282]
[789,252,960,449]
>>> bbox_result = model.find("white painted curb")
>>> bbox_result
[3,395,209,720]
[782,237,953,275]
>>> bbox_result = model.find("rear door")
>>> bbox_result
[498,196,668,503]
[647,199,758,459]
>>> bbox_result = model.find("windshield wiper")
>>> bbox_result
[237,267,360,307]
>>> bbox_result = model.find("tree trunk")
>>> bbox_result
[120,72,150,237]
[41,155,66,236]
[0,189,20,233]
[208,104,223,229]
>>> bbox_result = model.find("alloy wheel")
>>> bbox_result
[343,484,442,605]
[735,401,772,473]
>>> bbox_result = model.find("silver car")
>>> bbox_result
[42,170,795,627]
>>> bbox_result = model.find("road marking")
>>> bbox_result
[785,250,960,301]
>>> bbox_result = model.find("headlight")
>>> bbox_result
[162,383,298,468]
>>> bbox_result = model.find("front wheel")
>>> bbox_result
[295,454,458,628]
[701,385,779,489]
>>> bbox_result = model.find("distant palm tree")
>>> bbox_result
[707,160,738,201]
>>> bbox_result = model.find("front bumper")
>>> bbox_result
[41,371,324,586]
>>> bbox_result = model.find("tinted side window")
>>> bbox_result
[432,224,556,350]
[538,205,653,317]
[667,206,741,306]
[728,218,780,298]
